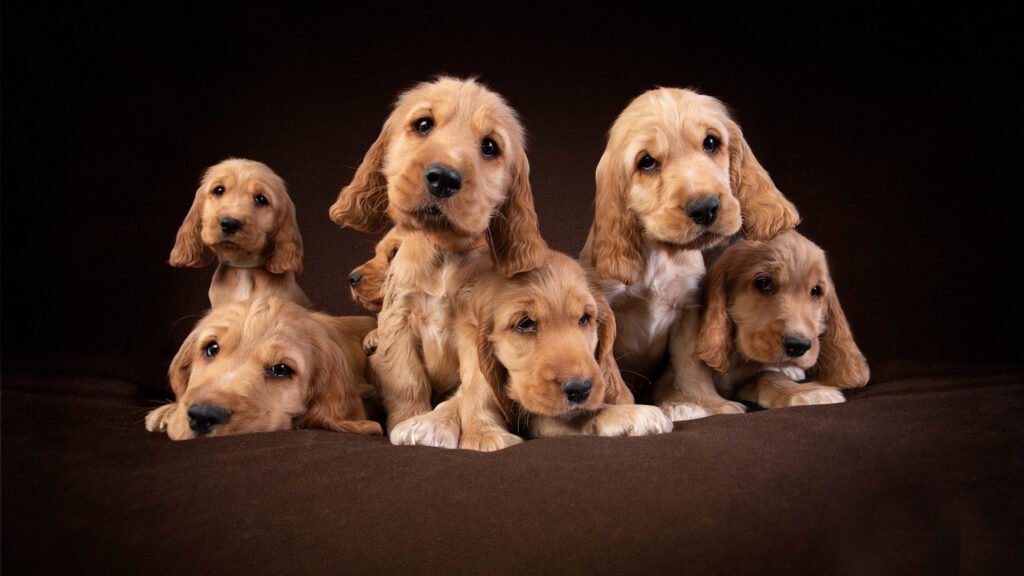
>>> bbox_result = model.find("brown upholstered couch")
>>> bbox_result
[4,4,1021,574]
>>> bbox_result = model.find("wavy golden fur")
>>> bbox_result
[145,297,381,439]
[581,88,800,421]
[694,230,870,407]
[169,158,310,307]
[328,78,548,444]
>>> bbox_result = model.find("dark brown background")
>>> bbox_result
[2,4,1019,369]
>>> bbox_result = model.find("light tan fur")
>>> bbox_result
[694,230,870,408]
[145,297,381,439]
[170,158,310,308]
[328,78,548,442]
[581,88,800,420]
[349,227,405,313]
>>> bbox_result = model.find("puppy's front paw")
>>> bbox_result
[786,384,845,407]
[362,329,380,356]
[587,404,673,437]
[661,402,710,422]
[459,427,523,452]
[389,412,459,448]
[707,400,747,415]
[145,404,176,432]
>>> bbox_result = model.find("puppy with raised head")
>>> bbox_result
[453,250,671,451]
[581,88,800,420]
[694,230,869,407]
[170,158,311,308]
[348,227,405,313]
[329,77,547,446]
[145,297,381,439]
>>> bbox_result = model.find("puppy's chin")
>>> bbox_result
[209,241,266,268]
[508,385,602,420]
[350,288,383,313]
[652,231,732,253]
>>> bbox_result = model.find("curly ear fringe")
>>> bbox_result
[726,119,800,241]
[330,126,392,233]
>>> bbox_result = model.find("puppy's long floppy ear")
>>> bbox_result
[590,279,634,405]
[169,189,214,268]
[488,153,548,277]
[476,315,513,423]
[694,249,737,373]
[267,195,304,274]
[813,287,870,389]
[590,148,645,285]
[167,328,199,399]
[298,318,383,435]
[329,125,392,233]
[726,119,801,241]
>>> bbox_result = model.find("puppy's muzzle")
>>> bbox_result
[219,217,243,236]
[348,271,363,286]
[187,403,231,436]
[424,163,462,199]
[782,335,812,358]
[560,377,593,404]
[684,196,720,226]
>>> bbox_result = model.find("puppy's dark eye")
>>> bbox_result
[254,194,269,207]
[638,155,659,173]
[414,118,434,135]
[579,313,591,327]
[481,138,499,158]
[754,277,774,293]
[268,363,293,378]
[703,135,721,154]
[212,186,225,196]
[387,248,399,262]
[514,317,537,334]
[203,342,219,358]
[810,286,822,300]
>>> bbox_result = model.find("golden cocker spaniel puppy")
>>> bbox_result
[170,158,311,308]
[581,88,800,420]
[329,77,547,446]
[348,227,405,313]
[453,250,672,451]
[145,297,382,439]
[695,230,870,407]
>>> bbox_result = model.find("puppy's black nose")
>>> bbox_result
[684,196,720,226]
[187,403,230,436]
[348,271,363,286]
[561,378,593,404]
[424,163,462,199]
[782,335,813,358]
[219,217,242,235]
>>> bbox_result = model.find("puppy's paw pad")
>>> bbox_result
[389,415,459,448]
[788,387,845,406]
[460,430,523,452]
[145,404,175,432]
[662,402,711,422]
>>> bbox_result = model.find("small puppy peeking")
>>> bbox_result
[146,297,381,439]
[694,230,870,408]
[170,158,311,308]
[348,227,405,314]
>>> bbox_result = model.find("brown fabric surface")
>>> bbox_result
[3,360,1023,575]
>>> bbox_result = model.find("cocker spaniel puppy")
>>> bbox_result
[694,230,870,407]
[170,158,311,308]
[145,297,382,439]
[329,77,547,445]
[581,88,800,420]
[348,227,404,313]
[452,250,671,451]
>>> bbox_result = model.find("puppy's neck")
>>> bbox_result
[427,232,487,252]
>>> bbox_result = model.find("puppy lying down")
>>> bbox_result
[146,297,381,439]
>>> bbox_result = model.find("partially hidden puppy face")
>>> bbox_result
[477,252,617,419]
[348,227,404,312]
[170,158,303,274]
[160,298,359,440]
[695,230,869,389]
[331,77,546,277]
[591,88,800,285]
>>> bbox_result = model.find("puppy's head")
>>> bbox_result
[330,77,546,276]
[170,158,303,274]
[473,251,619,420]
[348,227,404,312]
[590,88,800,284]
[695,231,869,388]
[162,298,364,439]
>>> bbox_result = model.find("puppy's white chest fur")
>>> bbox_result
[603,247,705,383]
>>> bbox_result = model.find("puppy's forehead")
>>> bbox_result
[202,159,286,195]
[396,80,521,142]
[614,88,730,154]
